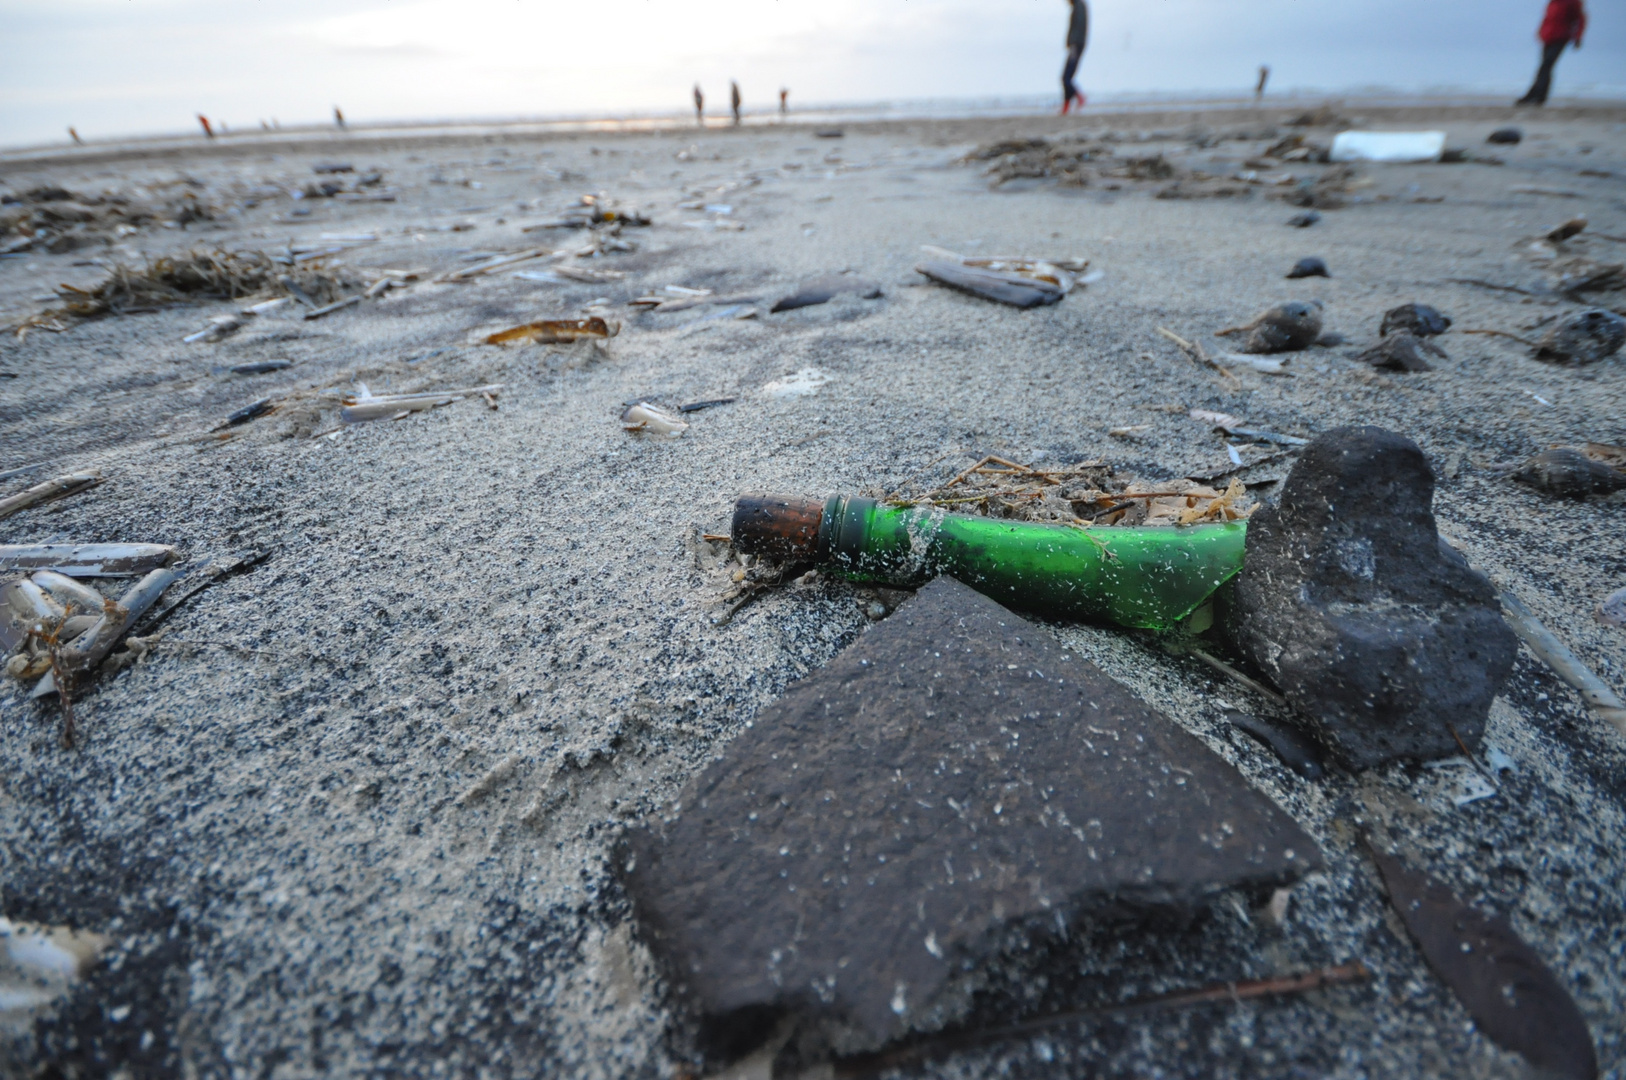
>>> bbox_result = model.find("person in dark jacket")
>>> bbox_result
[1518,0,1587,106]
[1061,0,1088,114]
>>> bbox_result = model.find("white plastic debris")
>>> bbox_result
[762,368,832,399]
[1329,131,1446,164]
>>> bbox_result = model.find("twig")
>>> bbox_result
[1189,647,1289,708]
[1461,328,1539,348]
[1446,277,1541,297]
[1499,589,1626,737]
[1156,326,1239,387]
[883,448,963,501]
[303,295,362,320]
[835,962,1370,1077]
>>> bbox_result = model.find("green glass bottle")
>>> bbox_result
[732,494,1248,631]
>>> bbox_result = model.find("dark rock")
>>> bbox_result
[1546,217,1587,243]
[1314,331,1348,347]
[1286,257,1329,279]
[1286,211,1321,228]
[1486,127,1523,145]
[1355,331,1446,372]
[1380,303,1451,337]
[1222,427,1517,770]
[1219,300,1324,353]
[624,577,1318,1057]
[1368,845,1597,1080]
[1511,449,1626,498]
[770,275,884,313]
[1534,309,1625,365]
[311,162,354,174]
[1224,710,1325,779]
[915,261,1063,308]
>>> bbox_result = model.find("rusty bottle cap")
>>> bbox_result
[732,493,836,561]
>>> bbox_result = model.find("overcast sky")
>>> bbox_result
[2,0,1621,147]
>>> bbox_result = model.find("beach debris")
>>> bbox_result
[1367,844,1597,1080]
[130,549,267,636]
[209,397,275,431]
[1287,256,1329,279]
[1287,211,1321,227]
[18,249,360,333]
[1225,427,1517,770]
[303,294,361,320]
[230,359,293,375]
[438,246,551,282]
[1508,448,1626,498]
[0,543,177,578]
[762,367,832,398]
[1547,217,1587,243]
[1549,256,1625,296]
[623,576,1318,1057]
[1499,588,1626,736]
[1217,300,1324,353]
[620,403,688,437]
[732,490,1245,629]
[523,194,651,231]
[1355,332,1446,372]
[1225,710,1326,779]
[0,915,110,1023]
[312,162,353,174]
[1279,164,1366,209]
[769,274,883,313]
[1599,586,1626,629]
[0,473,101,522]
[963,135,1107,186]
[484,317,618,346]
[1487,127,1523,145]
[1218,425,1309,446]
[1158,326,1241,384]
[915,260,1063,308]
[1190,409,1244,429]
[1380,302,1451,337]
[182,312,252,343]
[8,564,179,744]
[1533,309,1625,364]
[840,962,1369,1076]
[678,398,735,413]
[1329,131,1445,164]
[340,383,504,424]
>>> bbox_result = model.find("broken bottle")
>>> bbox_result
[732,493,1246,630]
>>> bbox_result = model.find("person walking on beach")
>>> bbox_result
[694,85,704,125]
[1517,0,1586,106]
[1061,0,1088,114]
[731,81,742,126]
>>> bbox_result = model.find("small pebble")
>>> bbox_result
[1486,127,1523,145]
[1380,303,1451,338]
[1511,448,1626,498]
[1287,257,1329,279]
[1596,586,1626,629]
[1287,211,1321,228]
[1535,309,1626,365]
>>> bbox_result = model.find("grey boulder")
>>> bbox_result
[1223,426,1517,769]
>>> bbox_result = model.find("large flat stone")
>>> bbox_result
[622,577,1318,1057]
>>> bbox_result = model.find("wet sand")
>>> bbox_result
[1,98,1624,1077]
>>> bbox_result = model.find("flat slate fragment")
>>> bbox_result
[623,577,1318,1054]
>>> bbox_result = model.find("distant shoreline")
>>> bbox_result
[5,90,1624,167]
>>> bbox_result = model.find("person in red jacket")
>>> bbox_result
[1518,0,1587,106]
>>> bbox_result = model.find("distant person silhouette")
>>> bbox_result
[1518,0,1586,106]
[694,84,704,125]
[731,81,742,126]
[1256,65,1270,99]
[1061,0,1088,114]
[780,88,789,115]
[334,106,346,130]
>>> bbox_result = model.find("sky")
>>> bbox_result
[2,0,1622,147]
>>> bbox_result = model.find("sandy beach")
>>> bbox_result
[1,98,1624,1077]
